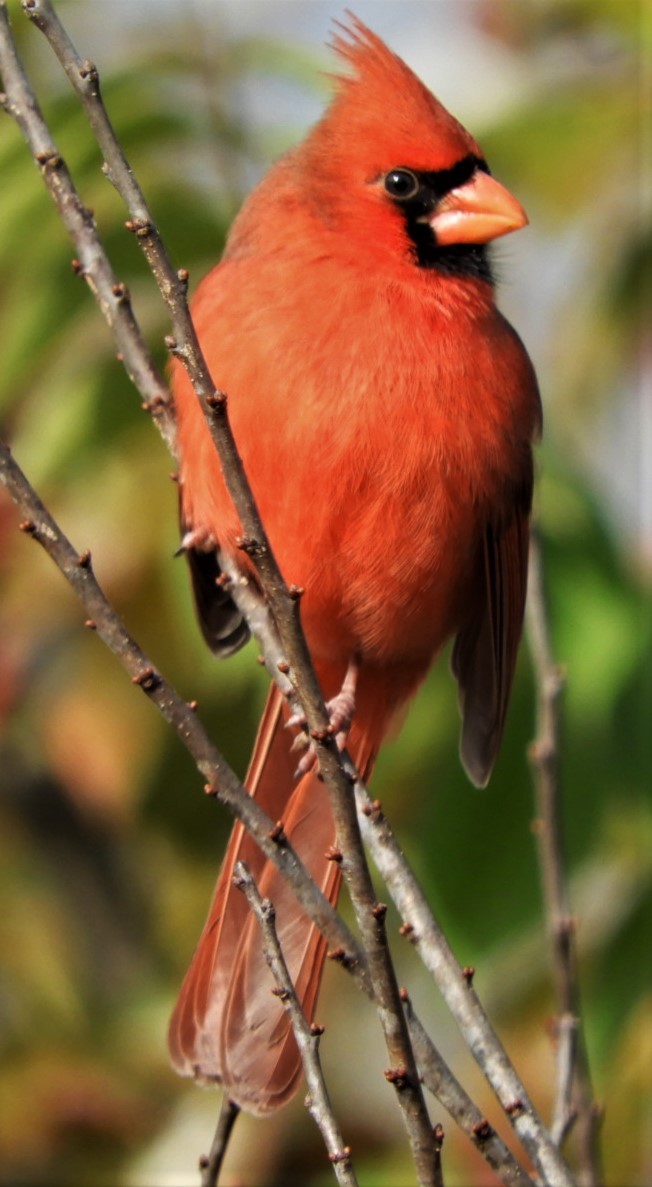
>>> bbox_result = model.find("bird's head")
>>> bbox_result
[296,16,528,282]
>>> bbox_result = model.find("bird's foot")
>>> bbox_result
[175,525,216,556]
[288,658,359,777]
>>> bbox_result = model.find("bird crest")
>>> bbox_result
[318,13,480,174]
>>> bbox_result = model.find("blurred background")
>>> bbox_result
[0,0,649,1184]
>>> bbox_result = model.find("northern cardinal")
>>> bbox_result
[169,18,541,1114]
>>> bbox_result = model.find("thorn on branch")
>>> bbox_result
[111,281,129,302]
[398,986,410,1004]
[35,149,62,170]
[78,58,99,85]
[505,1099,525,1117]
[371,901,387,920]
[71,257,84,276]
[130,666,161,693]
[328,1147,352,1164]
[203,784,218,798]
[76,549,92,568]
[462,966,475,986]
[235,534,267,560]
[472,1118,494,1143]
[384,1066,411,1089]
[361,798,383,819]
[325,846,342,863]
[18,518,37,535]
[310,1022,325,1036]
[125,217,153,239]
[276,660,290,674]
[326,946,351,968]
[141,395,166,415]
[399,921,415,940]
[288,584,304,600]
[187,700,198,712]
[268,820,286,844]
[84,619,97,630]
[205,391,227,411]
[177,267,189,288]
[433,1122,445,1149]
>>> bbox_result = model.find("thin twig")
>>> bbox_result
[235,862,359,1187]
[0,8,176,453]
[0,0,384,1001]
[433,1123,445,1187]
[1,428,533,1186]
[0,430,532,1187]
[12,7,439,1180]
[15,0,300,708]
[526,529,603,1186]
[199,1098,240,1187]
[404,1001,533,1186]
[356,787,576,1187]
[0,438,365,984]
[0,7,580,1185]
[0,13,443,1172]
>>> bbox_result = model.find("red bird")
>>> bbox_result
[169,18,541,1114]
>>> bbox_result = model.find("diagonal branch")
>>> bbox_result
[199,1098,240,1187]
[0,431,530,1187]
[0,435,365,986]
[356,786,576,1187]
[0,5,581,1185]
[4,5,439,1178]
[234,862,358,1187]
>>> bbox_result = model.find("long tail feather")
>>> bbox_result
[168,681,377,1114]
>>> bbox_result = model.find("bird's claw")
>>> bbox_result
[287,660,359,778]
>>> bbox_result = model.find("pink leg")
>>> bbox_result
[288,657,360,776]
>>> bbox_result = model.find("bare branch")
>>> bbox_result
[0,438,365,988]
[433,1123,445,1187]
[0,9,442,1167]
[1,436,526,1184]
[403,1001,534,1187]
[235,862,358,1187]
[0,2,175,453]
[526,529,603,1185]
[9,6,440,1178]
[199,1098,240,1187]
[356,786,576,1187]
[0,5,587,1185]
[15,0,309,711]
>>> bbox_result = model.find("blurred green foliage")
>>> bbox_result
[0,2,649,1185]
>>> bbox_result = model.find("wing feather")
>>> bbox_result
[451,491,531,788]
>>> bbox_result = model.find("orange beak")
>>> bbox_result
[426,170,528,246]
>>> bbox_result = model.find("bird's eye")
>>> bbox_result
[384,169,420,201]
